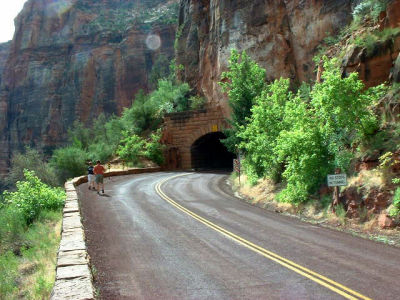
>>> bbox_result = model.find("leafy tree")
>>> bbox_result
[50,146,89,182]
[238,78,292,183]
[150,79,191,113]
[311,57,386,171]
[144,130,165,165]
[117,134,146,165]
[68,120,91,150]
[149,55,172,89]
[353,0,389,23]
[220,50,266,151]
[121,90,159,134]
[236,56,386,204]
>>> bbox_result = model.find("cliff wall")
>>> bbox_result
[175,0,353,116]
[0,0,177,175]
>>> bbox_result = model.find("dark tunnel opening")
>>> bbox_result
[191,132,236,171]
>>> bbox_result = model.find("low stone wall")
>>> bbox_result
[51,167,162,299]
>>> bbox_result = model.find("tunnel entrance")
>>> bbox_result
[191,132,235,171]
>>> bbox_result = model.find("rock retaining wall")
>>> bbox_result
[51,167,162,300]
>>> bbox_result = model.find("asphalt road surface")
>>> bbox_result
[78,172,400,300]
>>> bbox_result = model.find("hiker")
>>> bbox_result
[94,160,106,194]
[87,161,95,190]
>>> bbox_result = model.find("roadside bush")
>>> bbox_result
[50,146,89,181]
[117,134,146,165]
[238,78,292,183]
[87,142,115,163]
[68,120,92,150]
[121,90,160,134]
[2,170,65,224]
[232,55,386,204]
[0,206,26,253]
[311,57,386,171]
[144,130,165,165]
[0,251,19,296]
[117,131,165,166]
[6,147,59,188]
[389,187,400,217]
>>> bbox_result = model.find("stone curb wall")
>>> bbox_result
[50,167,162,299]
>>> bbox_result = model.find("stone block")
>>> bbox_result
[64,201,79,213]
[51,276,94,300]
[63,213,83,232]
[59,229,86,252]
[56,265,91,280]
[378,213,395,229]
[57,250,88,267]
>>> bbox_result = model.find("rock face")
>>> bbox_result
[342,0,400,89]
[0,42,10,86]
[175,0,353,116]
[0,0,177,175]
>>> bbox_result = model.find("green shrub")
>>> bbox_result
[121,90,160,134]
[6,147,59,188]
[87,142,115,163]
[238,78,293,182]
[149,55,172,89]
[353,0,389,23]
[144,130,165,165]
[389,187,400,217]
[3,170,65,224]
[189,95,207,110]
[117,134,146,165]
[150,79,191,113]
[311,57,386,171]
[232,56,386,204]
[220,50,266,152]
[0,251,19,297]
[0,206,26,253]
[50,146,89,181]
[68,120,92,150]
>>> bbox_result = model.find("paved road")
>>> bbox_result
[78,172,400,299]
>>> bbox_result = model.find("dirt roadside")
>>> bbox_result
[223,175,400,248]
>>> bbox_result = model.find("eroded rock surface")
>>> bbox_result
[175,0,353,116]
[0,0,177,175]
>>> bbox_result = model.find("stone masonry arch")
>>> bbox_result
[161,104,231,169]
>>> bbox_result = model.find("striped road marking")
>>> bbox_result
[155,173,372,300]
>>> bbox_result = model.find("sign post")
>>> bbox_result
[233,154,241,187]
[327,168,347,211]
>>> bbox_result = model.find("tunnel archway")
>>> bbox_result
[191,132,235,171]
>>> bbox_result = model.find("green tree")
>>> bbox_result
[238,78,292,183]
[220,50,266,151]
[311,57,386,171]
[6,147,59,188]
[50,146,89,182]
[116,134,146,165]
[144,130,165,165]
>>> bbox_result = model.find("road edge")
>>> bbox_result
[50,167,162,300]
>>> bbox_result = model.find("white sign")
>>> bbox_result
[327,174,347,187]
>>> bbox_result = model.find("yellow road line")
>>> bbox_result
[155,173,372,300]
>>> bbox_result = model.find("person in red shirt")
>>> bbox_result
[93,160,106,194]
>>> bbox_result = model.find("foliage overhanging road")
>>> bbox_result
[78,172,400,299]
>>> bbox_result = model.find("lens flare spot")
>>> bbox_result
[146,34,161,51]
[45,0,74,18]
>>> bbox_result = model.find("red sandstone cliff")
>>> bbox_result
[175,0,354,116]
[0,0,178,175]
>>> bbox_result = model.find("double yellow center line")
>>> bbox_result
[155,174,371,300]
